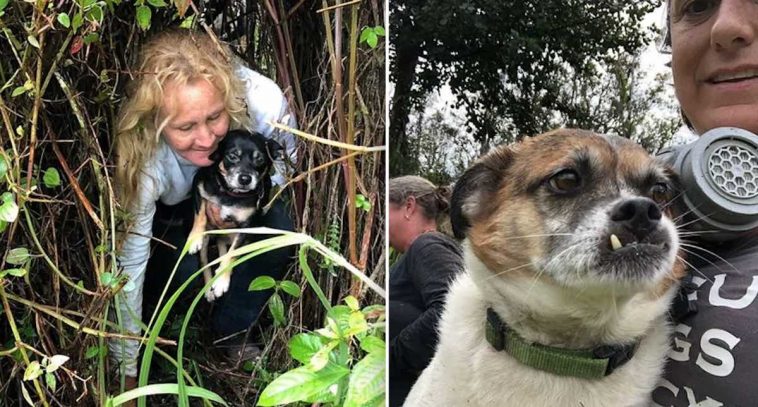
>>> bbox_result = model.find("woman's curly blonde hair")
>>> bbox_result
[115,29,251,210]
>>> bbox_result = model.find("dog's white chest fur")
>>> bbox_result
[198,184,258,225]
[404,258,674,407]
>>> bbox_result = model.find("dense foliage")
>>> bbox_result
[0,0,386,405]
[390,0,664,175]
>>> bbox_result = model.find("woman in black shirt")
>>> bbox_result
[388,176,464,406]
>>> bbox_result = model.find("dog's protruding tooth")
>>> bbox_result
[610,234,623,251]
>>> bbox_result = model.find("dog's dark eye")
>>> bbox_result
[226,152,240,163]
[650,182,671,204]
[548,169,581,193]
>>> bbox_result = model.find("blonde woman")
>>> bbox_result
[112,29,297,389]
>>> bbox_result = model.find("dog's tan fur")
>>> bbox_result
[188,199,244,301]
[404,129,683,407]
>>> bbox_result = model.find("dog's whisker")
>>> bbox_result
[676,248,721,284]
[481,262,535,281]
[675,254,712,284]
[679,243,741,274]
[502,233,574,240]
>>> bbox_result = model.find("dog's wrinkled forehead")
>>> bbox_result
[450,129,668,239]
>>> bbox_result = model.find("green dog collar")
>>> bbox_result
[485,307,638,380]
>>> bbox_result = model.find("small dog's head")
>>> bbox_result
[451,129,683,291]
[210,130,283,193]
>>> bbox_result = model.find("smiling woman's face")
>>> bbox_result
[161,78,230,166]
[670,0,758,134]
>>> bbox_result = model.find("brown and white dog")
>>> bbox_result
[404,129,685,407]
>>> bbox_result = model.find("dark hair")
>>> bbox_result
[389,176,452,224]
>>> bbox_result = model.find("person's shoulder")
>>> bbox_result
[411,232,462,256]
[235,64,285,101]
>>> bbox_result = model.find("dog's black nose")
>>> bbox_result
[610,198,662,240]
[239,174,252,186]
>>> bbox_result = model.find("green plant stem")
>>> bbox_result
[25,29,43,198]
[0,284,50,406]
[23,209,95,294]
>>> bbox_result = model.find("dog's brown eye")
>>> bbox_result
[548,169,581,193]
[650,182,671,204]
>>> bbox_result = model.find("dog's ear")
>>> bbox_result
[265,138,284,161]
[209,137,227,163]
[451,146,514,239]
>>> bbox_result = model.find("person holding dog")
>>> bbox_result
[111,29,297,392]
[652,0,758,405]
[388,175,464,407]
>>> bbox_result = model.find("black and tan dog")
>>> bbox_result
[187,130,282,301]
[404,129,685,406]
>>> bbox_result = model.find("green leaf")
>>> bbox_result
[374,26,385,36]
[288,333,325,365]
[57,13,71,28]
[107,383,228,406]
[269,292,285,326]
[326,305,351,336]
[86,4,103,21]
[6,247,29,265]
[71,13,83,31]
[43,167,61,188]
[1,268,27,278]
[45,355,69,372]
[45,372,56,392]
[179,14,195,28]
[27,36,40,49]
[23,361,43,381]
[11,86,27,97]
[135,5,151,31]
[359,335,385,354]
[343,351,385,407]
[85,346,99,359]
[147,0,167,7]
[0,155,7,179]
[359,28,371,44]
[308,340,337,371]
[279,280,301,298]
[83,33,99,44]
[256,363,349,406]
[0,195,19,223]
[366,32,378,48]
[249,275,276,291]
[0,0,8,12]
[21,383,33,407]
[0,221,8,234]
[100,272,113,286]
[344,295,359,311]
[346,311,368,336]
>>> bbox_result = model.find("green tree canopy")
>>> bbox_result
[390,0,661,174]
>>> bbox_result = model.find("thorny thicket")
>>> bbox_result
[0,0,385,405]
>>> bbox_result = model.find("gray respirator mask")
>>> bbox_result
[657,127,758,241]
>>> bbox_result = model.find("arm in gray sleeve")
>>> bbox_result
[236,65,298,186]
[109,173,161,377]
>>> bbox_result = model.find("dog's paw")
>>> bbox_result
[187,232,203,254]
[204,287,217,302]
[211,273,231,299]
